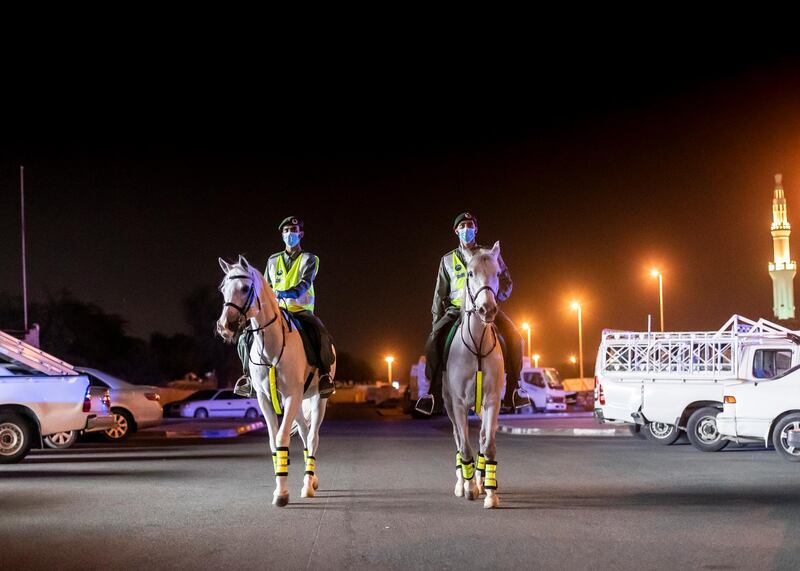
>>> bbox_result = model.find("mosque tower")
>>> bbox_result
[769,173,796,319]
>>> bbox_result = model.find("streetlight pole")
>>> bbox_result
[522,323,531,362]
[571,301,584,379]
[385,356,394,383]
[651,269,664,332]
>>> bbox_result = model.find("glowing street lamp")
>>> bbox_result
[569,355,578,374]
[385,356,394,383]
[533,353,540,368]
[521,322,532,361]
[570,301,584,379]
[650,269,664,332]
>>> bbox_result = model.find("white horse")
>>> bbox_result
[216,256,332,507]
[442,242,505,509]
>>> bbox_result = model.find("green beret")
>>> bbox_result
[278,216,303,231]
[453,212,477,229]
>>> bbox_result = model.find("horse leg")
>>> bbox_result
[453,401,478,501]
[270,394,301,507]
[300,394,325,497]
[476,422,487,495]
[256,390,282,500]
[480,402,501,509]
[292,401,317,498]
[442,386,465,497]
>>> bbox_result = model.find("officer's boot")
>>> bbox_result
[318,373,335,398]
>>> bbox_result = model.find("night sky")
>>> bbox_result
[2,49,800,379]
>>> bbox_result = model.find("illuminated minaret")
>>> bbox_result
[769,173,796,319]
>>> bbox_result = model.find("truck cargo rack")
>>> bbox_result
[600,315,796,376]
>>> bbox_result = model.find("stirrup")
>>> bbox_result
[318,374,335,399]
[234,375,256,398]
[512,386,531,409]
[415,394,435,416]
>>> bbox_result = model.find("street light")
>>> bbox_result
[570,301,584,379]
[533,353,540,368]
[385,356,394,383]
[568,355,578,375]
[650,269,664,332]
[521,322,531,361]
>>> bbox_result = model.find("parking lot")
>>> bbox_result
[3,407,800,570]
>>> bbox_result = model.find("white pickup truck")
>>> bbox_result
[594,315,800,452]
[0,331,113,463]
[718,363,800,461]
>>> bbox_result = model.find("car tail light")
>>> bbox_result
[102,391,111,409]
[83,386,92,412]
[724,395,736,404]
[145,392,160,401]
[598,382,605,406]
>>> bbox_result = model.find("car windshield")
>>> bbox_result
[185,390,217,402]
[545,370,563,389]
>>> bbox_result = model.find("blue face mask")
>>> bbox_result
[283,232,300,248]
[458,227,476,244]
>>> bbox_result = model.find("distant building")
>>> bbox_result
[769,173,796,319]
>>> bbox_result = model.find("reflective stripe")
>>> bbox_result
[269,367,282,415]
[461,458,475,480]
[269,253,317,313]
[305,456,316,475]
[445,250,467,308]
[456,451,462,470]
[476,453,486,475]
[275,448,289,476]
[303,448,309,463]
[475,370,483,412]
[484,460,497,490]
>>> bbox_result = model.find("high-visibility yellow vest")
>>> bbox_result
[445,250,467,308]
[268,253,317,312]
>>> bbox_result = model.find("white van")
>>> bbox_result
[519,367,574,412]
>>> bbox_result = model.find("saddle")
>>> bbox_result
[443,315,507,370]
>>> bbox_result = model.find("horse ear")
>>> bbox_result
[238,255,250,269]
[490,241,501,258]
[218,257,231,274]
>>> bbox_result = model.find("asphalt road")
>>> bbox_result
[2,406,800,570]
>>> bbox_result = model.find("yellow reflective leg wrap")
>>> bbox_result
[305,455,316,475]
[475,370,483,412]
[476,453,486,476]
[274,447,289,476]
[303,448,309,463]
[484,460,497,490]
[269,367,283,415]
[460,458,475,481]
[456,451,462,472]
[272,453,278,473]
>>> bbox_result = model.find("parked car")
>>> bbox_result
[42,368,163,447]
[177,389,262,419]
[78,368,163,441]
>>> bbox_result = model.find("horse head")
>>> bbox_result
[216,255,263,342]
[465,241,502,324]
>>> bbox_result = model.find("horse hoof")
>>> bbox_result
[312,475,319,490]
[301,486,315,498]
[272,494,289,507]
[466,489,476,501]
[454,482,464,497]
[484,493,499,509]
[477,485,485,496]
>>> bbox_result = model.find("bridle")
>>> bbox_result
[461,270,499,361]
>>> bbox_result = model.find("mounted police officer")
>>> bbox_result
[234,216,336,398]
[416,212,523,415]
